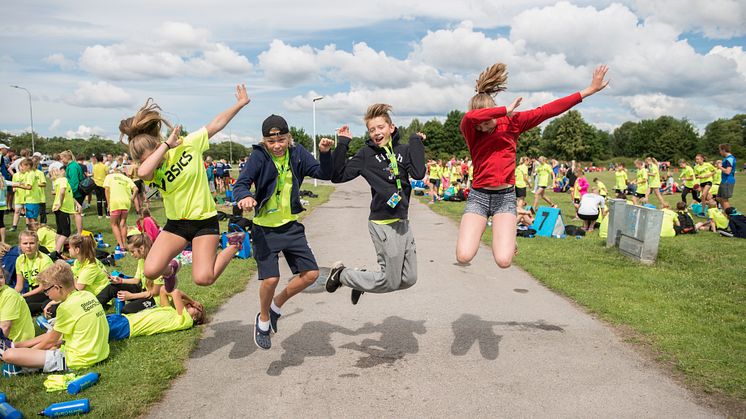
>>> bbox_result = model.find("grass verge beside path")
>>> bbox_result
[0,182,334,419]
[418,171,746,412]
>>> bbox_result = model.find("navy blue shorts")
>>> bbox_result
[251,221,318,280]
[107,314,131,341]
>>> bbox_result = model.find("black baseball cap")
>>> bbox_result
[262,114,289,137]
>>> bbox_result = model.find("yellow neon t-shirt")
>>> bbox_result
[0,285,35,342]
[636,168,649,194]
[253,151,299,228]
[514,164,528,188]
[614,170,628,190]
[694,162,715,184]
[708,208,729,229]
[23,170,46,204]
[12,172,26,205]
[53,177,77,214]
[15,252,54,288]
[429,164,441,179]
[104,172,136,211]
[660,208,677,237]
[537,164,552,187]
[680,165,695,188]
[596,181,608,197]
[37,226,57,252]
[134,259,164,305]
[54,290,109,369]
[648,165,661,188]
[72,259,110,296]
[125,306,193,338]
[92,162,108,187]
[150,127,216,220]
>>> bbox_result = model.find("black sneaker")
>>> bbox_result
[325,261,345,293]
[351,289,364,305]
[253,313,271,350]
[269,307,281,333]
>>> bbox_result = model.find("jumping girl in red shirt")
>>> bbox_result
[457,63,609,268]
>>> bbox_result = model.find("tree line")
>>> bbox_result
[2,112,743,164]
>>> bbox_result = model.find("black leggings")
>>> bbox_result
[96,283,142,308]
[24,293,50,316]
[0,208,4,228]
[122,297,158,314]
[40,202,47,224]
[681,186,700,204]
[95,185,109,216]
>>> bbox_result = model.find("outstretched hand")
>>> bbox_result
[318,138,334,153]
[235,84,250,106]
[506,97,522,115]
[166,125,182,149]
[581,65,610,98]
[416,132,427,141]
[337,125,351,138]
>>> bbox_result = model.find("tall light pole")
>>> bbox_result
[312,96,324,187]
[10,85,35,153]
[229,128,233,164]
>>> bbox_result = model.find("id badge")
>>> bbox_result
[387,192,401,208]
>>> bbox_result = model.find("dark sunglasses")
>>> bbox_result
[42,284,58,295]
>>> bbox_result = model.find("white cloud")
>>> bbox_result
[49,119,61,131]
[257,40,320,86]
[66,125,105,139]
[210,132,259,146]
[78,22,252,81]
[619,93,712,120]
[64,81,136,108]
[508,2,746,96]
[44,53,76,70]
[708,46,746,79]
[632,0,746,39]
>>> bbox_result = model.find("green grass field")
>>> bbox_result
[419,171,746,408]
[0,181,334,418]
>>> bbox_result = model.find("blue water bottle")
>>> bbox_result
[67,372,100,395]
[0,393,5,403]
[0,402,22,419]
[39,399,90,417]
[115,298,125,315]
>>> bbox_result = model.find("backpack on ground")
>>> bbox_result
[675,211,696,235]
[728,214,746,238]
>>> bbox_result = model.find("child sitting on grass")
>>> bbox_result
[107,233,165,314]
[107,287,204,341]
[15,230,54,315]
[695,199,729,233]
[674,201,696,235]
[0,266,35,350]
[1,261,109,373]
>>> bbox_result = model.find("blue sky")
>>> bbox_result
[1,0,745,146]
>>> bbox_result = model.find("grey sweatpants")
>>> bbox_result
[340,220,417,293]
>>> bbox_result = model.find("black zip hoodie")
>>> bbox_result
[332,128,426,220]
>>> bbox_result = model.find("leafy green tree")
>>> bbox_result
[205,141,249,163]
[702,115,746,157]
[517,127,543,158]
[541,111,598,160]
[290,126,312,151]
[421,119,447,160]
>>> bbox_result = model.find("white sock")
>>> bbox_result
[257,318,270,332]
[270,301,282,315]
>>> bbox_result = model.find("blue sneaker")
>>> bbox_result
[269,308,281,334]
[253,313,271,350]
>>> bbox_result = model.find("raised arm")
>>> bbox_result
[406,132,427,180]
[514,65,609,132]
[331,126,364,183]
[205,84,251,138]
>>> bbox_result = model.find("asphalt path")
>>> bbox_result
[146,178,718,418]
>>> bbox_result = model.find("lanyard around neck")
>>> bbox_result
[383,143,402,192]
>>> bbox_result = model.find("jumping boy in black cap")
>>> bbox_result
[233,114,333,350]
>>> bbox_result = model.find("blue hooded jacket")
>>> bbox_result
[232,143,332,216]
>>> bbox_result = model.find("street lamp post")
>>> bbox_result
[10,85,35,153]
[312,96,324,187]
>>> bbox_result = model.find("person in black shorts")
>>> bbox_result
[233,114,333,350]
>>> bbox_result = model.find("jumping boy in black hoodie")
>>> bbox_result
[325,104,426,305]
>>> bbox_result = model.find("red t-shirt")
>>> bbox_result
[460,93,583,189]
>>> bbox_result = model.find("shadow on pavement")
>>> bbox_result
[267,316,427,375]
[451,314,564,360]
